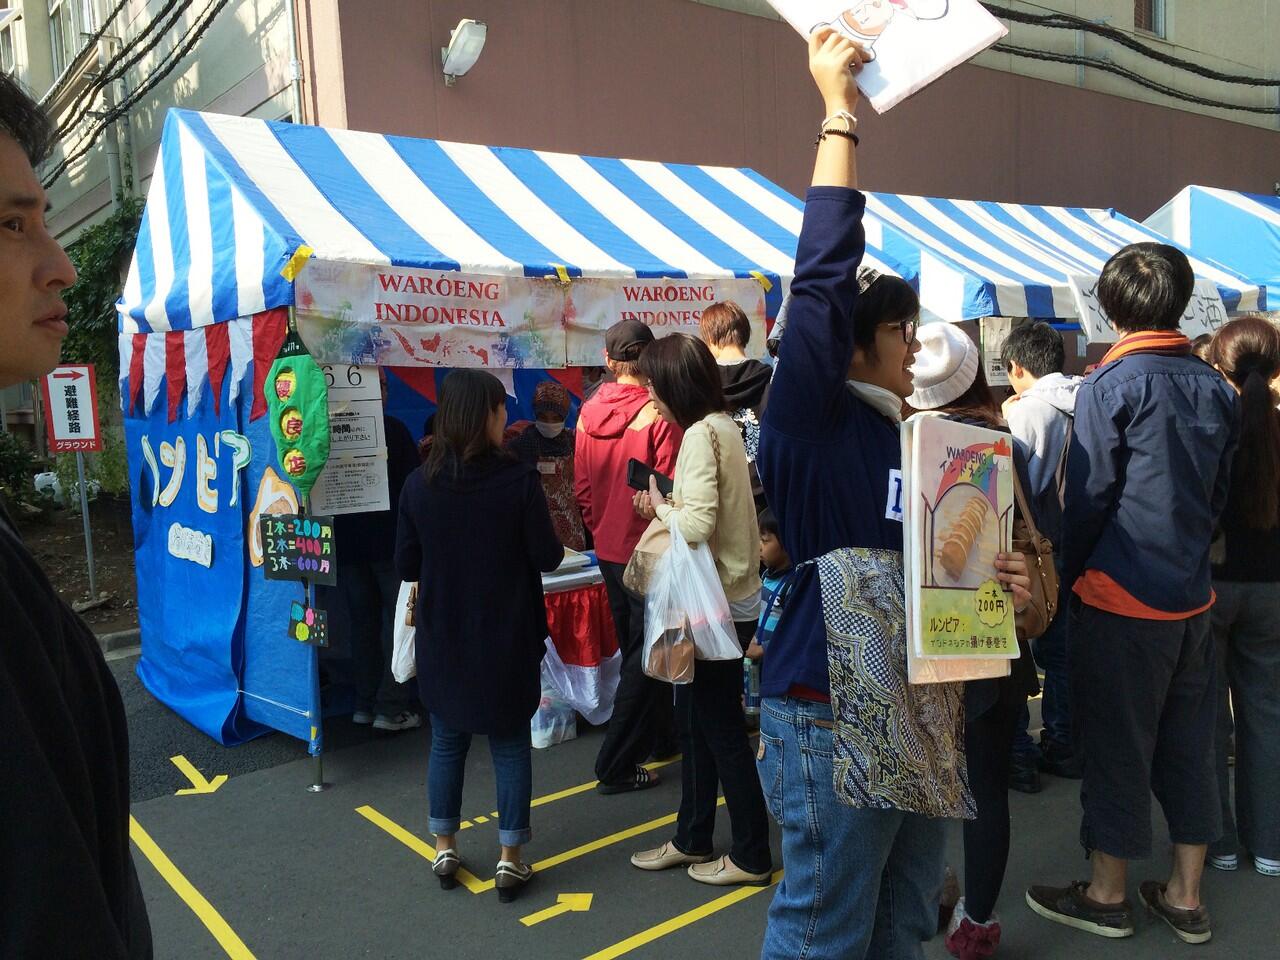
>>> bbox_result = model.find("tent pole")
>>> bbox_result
[308,754,327,793]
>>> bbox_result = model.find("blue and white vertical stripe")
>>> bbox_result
[1147,186,1278,310]
[117,110,804,334]
[864,192,1265,320]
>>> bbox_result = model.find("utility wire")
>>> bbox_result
[43,0,234,188]
[991,42,1280,115]
[53,0,194,145]
[983,3,1280,88]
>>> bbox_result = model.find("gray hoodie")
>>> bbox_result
[1006,372,1082,541]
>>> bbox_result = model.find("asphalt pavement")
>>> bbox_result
[112,653,1280,960]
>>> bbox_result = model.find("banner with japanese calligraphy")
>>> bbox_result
[901,414,1019,683]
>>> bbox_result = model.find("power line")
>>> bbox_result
[982,3,1280,88]
[43,0,234,188]
[992,42,1280,115]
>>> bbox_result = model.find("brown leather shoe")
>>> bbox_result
[1139,881,1211,944]
[1025,881,1134,938]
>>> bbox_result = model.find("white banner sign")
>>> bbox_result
[980,317,1013,387]
[767,0,1008,113]
[565,277,767,366]
[310,364,390,516]
[1068,275,1229,344]
[297,261,567,369]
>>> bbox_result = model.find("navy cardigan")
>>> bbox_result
[758,188,905,699]
[396,452,563,734]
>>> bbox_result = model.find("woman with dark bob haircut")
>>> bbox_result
[627,333,773,887]
[396,370,563,904]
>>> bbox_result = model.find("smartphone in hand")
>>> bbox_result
[626,458,673,499]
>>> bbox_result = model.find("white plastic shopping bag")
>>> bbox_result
[642,545,696,684]
[540,637,622,726]
[391,580,417,683]
[667,518,741,661]
[531,664,578,749]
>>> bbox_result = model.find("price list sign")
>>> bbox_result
[259,513,338,586]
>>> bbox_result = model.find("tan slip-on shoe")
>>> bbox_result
[630,841,715,871]
[687,854,772,887]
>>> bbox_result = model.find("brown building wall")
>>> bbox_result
[302,0,1279,219]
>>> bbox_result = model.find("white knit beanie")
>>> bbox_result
[907,322,980,410]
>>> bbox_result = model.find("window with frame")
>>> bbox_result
[1134,0,1166,37]
[0,25,14,75]
[49,0,73,76]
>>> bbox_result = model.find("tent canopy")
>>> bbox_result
[117,110,801,336]
[862,192,1265,322]
[1147,186,1280,309]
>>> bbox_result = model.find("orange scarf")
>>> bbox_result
[1099,330,1193,366]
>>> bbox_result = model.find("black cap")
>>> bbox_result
[605,319,654,362]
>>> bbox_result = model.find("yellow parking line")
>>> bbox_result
[355,796,719,894]
[581,870,782,960]
[129,815,257,960]
[455,756,681,831]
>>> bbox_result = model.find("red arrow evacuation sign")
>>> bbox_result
[40,364,102,453]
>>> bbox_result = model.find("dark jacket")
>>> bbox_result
[0,508,152,958]
[758,188,905,698]
[1062,352,1239,612]
[396,453,563,734]
[719,359,772,413]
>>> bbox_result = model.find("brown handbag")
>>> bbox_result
[405,583,418,627]
[1010,467,1059,641]
[644,619,696,684]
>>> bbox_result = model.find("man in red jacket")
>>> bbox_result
[576,320,682,792]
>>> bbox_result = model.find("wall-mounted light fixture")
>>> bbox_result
[442,19,487,87]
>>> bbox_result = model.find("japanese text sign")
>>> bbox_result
[40,365,102,453]
[259,513,338,585]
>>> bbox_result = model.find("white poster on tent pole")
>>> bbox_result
[1067,275,1229,344]
[766,0,1008,113]
[311,364,390,516]
[980,317,1013,387]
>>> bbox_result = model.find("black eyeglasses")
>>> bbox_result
[884,316,918,344]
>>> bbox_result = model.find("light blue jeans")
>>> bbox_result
[427,715,532,847]
[758,697,948,960]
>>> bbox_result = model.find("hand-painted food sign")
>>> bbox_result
[264,333,330,498]
[259,513,338,585]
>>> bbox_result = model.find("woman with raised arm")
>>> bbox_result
[755,30,1029,960]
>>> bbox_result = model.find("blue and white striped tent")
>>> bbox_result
[863,192,1265,322]
[117,109,807,340]
[1147,186,1280,309]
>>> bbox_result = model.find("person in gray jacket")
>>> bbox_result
[1001,322,1082,787]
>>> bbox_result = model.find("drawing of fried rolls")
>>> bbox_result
[938,496,989,580]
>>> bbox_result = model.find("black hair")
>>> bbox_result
[1209,317,1280,530]
[852,275,920,359]
[424,370,507,481]
[758,508,780,539]
[1096,243,1194,333]
[0,73,56,167]
[1001,321,1065,378]
[636,333,725,430]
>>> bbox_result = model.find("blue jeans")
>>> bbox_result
[1012,610,1071,759]
[757,697,948,960]
[427,715,532,847]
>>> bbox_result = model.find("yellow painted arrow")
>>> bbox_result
[520,893,593,927]
[171,755,228,796]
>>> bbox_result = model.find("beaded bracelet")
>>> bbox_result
[815,128,861,148]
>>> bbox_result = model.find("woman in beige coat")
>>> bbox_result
[627,333,772,887]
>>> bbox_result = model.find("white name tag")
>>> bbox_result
[885,468,904,523]
[537,461,557,475]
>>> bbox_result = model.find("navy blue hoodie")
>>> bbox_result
[758,189,904,698]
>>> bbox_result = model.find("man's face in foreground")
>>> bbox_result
[0,134,77,389]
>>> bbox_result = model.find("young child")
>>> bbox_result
[748,508,792,660]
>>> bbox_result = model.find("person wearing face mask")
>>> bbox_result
[508,380,587,551]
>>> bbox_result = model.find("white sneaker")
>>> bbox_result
[1255,856,1280,877]
[1208,853,1238,871]
[373,710,423,731]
